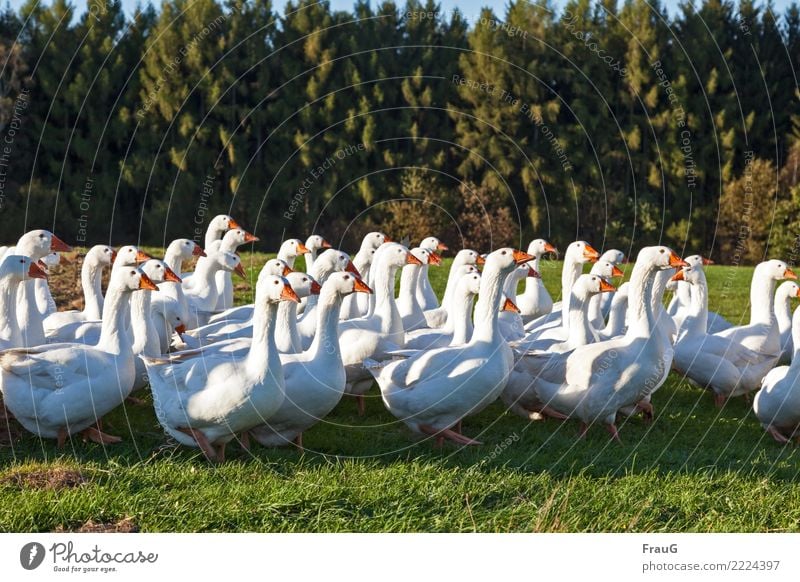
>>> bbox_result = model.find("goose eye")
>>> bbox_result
[274,281,279,285]
[344,275,350,280]
[130,270,136,275]
[39,234,45,239]
[501,250,507,255]
[659,249,665,254]
[19,259,23,263]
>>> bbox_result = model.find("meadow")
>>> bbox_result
[1,252,799,533]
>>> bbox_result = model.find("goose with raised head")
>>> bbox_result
[671,264,781,406]
[0,256,48,350]
[398,247,441,332]
[499,264,539,341]
[365,248,534,445]
[43,245,115,330]
[774,281,800,364]
[523,240,600,334]
[183,250,246,328]
[415,236,448,311]
[159,238,205,321]
[587,257,625,329]
[35,251,64,316]
[423,249,483,328]
[210,228,259,310]
[202,214,240,251]
[530,247,686,440]
[12,230,72,346]
[277,238,310,270]
[250,272,372,448]
[0,267,157,446]
[303,234,332,273]
[144,275,298,462]
[517,239,558,323]
[597,281,629,340]
[755,306,800,443]
[340,232,388,319]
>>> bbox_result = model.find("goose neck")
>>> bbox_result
[81,258,104,320]
[97,286,134,354]
[276,301,299,352]
[308,288,344,362]
[471,264,506,343]
[750,271,777,325]
[566,290,594,345]
[523,256,542,295]
[247,300,280,377]
[449,293,475,345]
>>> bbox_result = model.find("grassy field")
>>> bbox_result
[2,251,800,532]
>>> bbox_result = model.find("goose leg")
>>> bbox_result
[356,395,365,416]
[0,402,11,420]
[713,393,726,408]
[454,420,462,434]
[578,422,589,439]
[177,427,217,462]
[125,396,148,406]
[539,406,569,421]
[606,423,622,443]
[80,426,122,445]
[216,442,226,463]
[636,400,654,423]
[294,433,304,450]
[240,431,251,452]
[419,424,482,446]
[57,427,67,449]
[766,426,790,444]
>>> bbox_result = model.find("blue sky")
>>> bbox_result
[4,0,798,21]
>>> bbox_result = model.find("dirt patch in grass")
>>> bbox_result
[0,466,87,490]
[56,517,138,533]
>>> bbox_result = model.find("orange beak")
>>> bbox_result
[599,279,616,292]
[244,232,259,243]
[175,324,187,335]
[583,244,600,262]
[502,298,520,313]
[135,250,151,263]
[785,268,798,280]
[310,280,322,295]
[544,242,558,254]
[702,257,714,265]
[437,242,449,251]
[50,235,72,252]
[353,277,373,294]
[428,251,442,266]
[28,261,48,280]
[383,235,393,243]
[476,255,486,265]
[281,283,300,303]
[671,269,686,282]
[163,266,182,283]
[110,249,118,263]
[346,260,362,277]
[669,252,689,268]
[611,265,624,277]
[282,264,293,276]
[228,218,241,230]
[406,253,423,266]
[193,245,206,257]
[234,263,247,279]
[296,242,310,254]
[527,266,541,278]
[512,249,535,265]
[322,239,332,249]
[139,273,158,291]
[795,288,800,298]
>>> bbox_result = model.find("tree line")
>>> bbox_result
[0,0,798,260]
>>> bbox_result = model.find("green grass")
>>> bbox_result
[2,254,799,532]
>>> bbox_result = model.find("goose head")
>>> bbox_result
[574,273,616,300]
[380,243,422,271]
[527,239,558,258]
[458,271,482,295]
[671,264,703,286]
[86,244,116,268]
[315,248,360,277]
[362,231,391,251]
[1,255,48,282]
[776,280,800,301]
[754,260,797,282]
[166,238,205,261]
[590,260,624,280]
[111,265,158,294]
[599,249,626,264]
[259,258,293,279]
[324,271,372,297]
[638,246,688,270]
[420,236,448,252]
[16,230,72,259]
[564,240,600,264]
[508,262,539,284]
[409,247,440,267]
[305,235,332,253]
[113,245,150,268]
[139,259,182,285]
[485,247,535,275]
[208,214,240,236]
[454,248,484,266]
[256,275,300,305]
[223,228,259,248]
[285,271,321,299]
[212,250,247,279]
[684,254,713,268]
[278,238,309,261]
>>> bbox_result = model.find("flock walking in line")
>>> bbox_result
[0,217,798,462]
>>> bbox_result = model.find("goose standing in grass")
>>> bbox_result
[43,245,115,330]
[145,275,298,462]
[755,306,800,443]
[774,281,800,364]
[416,236,448,310]
[0,267,157,446]
[517,239,557,323]
[398,247,440,332]
[671,264,782,406]
[423,249,483,328]
[250,272,372,449]
[366,247,534,445]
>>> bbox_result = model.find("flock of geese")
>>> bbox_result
[0,216,799,462]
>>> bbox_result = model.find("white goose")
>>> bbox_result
[277,238,310,270]
[158,238,205,321]
[365,247,534,445]
[398,247,441,332]
[43,245,115,330]
[415,236,448,310]
[212,228,259,310]
[250,272,372,448]
[302,234,332,273]
[499,264,539,341]
[0,256,48,350]
[341,232,390,319]
[671,264,781,406]
[183,250,246,328]
[144,275,298,462]
[0,267,157,446]
[774,281,800,364]
[422,249,483,328]
[530,247,686,440]
[517,239,557,323]
[587,259,625,329]
[597,281,629,340]
[754,305,800,443]
[35,251,65,316]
